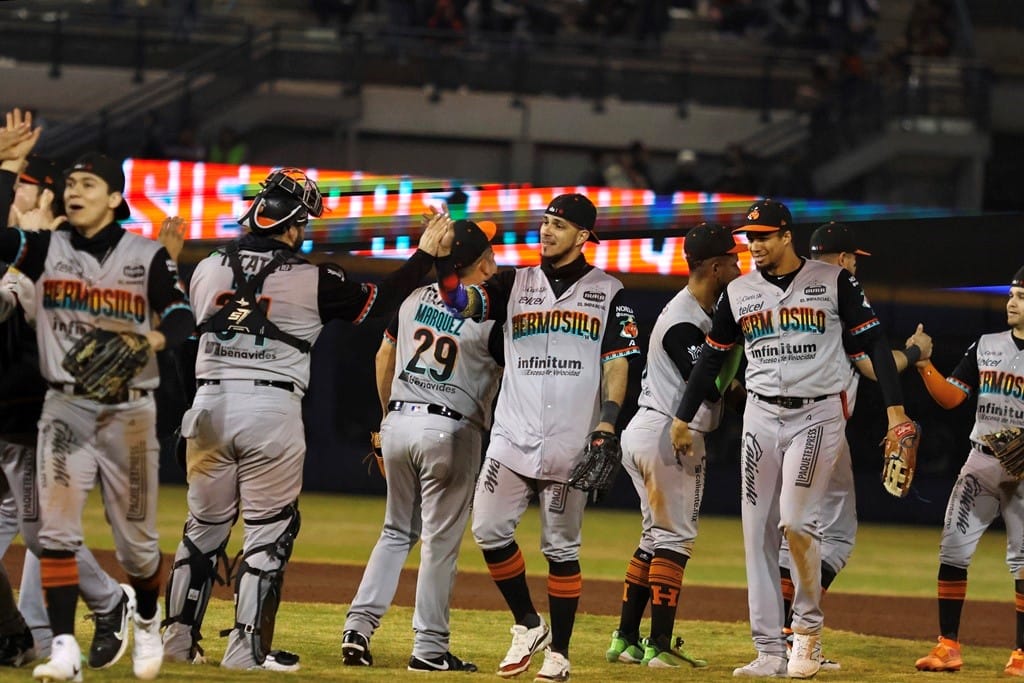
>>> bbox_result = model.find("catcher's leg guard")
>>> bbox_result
[163,516,232,662]
[220,501,301,670]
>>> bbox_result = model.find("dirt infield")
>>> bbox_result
[2,546,1013,647]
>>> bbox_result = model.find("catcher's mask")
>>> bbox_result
[238,168,324,235]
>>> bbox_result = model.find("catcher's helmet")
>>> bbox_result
[238,168,324,235]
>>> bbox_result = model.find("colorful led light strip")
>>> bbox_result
[120,159,963,276]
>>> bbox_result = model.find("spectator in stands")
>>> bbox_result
[578,150,607,187]
[712,143,757,194]
[905,0,953,57]
[427,0,466,32]
[603,142,654,189]
[208,127,249,165]
[162,125,206,163]
[659,148,703,194]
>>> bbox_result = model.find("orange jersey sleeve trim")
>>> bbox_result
[706,336,734,352]
[917,361,968,409]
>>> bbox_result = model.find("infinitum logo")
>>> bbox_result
[517,355,583,376]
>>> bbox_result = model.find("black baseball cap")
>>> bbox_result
[545,193,599,243]
[734,198,792,233]
[21,156,61,191]
[65,153,131,221]
[1012,265,1024,288]
[809,221,871,256]
[684,222,748,260]
[450,219,497,271]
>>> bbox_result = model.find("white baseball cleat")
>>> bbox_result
[788,632,822,679]
[533,648,570,682]
[32,634,83,682]
[497,617,551,677]
[132,604,164,680]
[733,652,788,677]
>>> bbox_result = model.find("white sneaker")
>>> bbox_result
[33,634,83,682]
[497,617,551,677]
[132,604,164,680]
[788,632,821,679]
[533,648,570,682]
[251,650,300,672]
[733,652,788,677]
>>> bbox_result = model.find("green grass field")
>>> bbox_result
[2,485,1014,682]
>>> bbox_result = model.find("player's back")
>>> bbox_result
[190,243,321,390]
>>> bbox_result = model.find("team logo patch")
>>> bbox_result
[620,315,638,339]
[583,290,606,303]
[747,208,760,221]
[803,285,826,296]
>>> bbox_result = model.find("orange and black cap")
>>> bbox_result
[734,198,792,234]
[809,221,871,256]
[450,219,497,271]
[1012,265,1024,288]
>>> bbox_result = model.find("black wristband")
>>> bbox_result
[600,400,621,425]
[902,344,922,367]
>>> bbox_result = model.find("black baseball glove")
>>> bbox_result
[61,329,151,404]
[567,430,622,502]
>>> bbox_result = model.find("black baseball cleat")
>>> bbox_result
[407,651,478,672]
[87,585,134,669]
[342,630,373,666]
[0,625,35,667]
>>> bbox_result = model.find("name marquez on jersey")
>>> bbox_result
[511,310,600,341]
[42,280,146,323]
[413,303,465,336]
[978,370,1024,399]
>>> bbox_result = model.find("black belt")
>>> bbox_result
[48,381,149,399]
[752,392,830,409]
[387,400,463,421]
[197,379,296,392]
[972,440,994,455]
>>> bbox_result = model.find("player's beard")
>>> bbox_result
[541,244,576,268]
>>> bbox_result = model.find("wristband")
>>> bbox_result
[902,344,922,367]
[600,400,621,424]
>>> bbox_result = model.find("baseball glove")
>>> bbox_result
[568,430,622,502]
[364,431,385,478]
[980,427,1024,479]
[881,421,921,498]
[61,329,151,404]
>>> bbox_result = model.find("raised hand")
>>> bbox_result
[906,323,932,364]
[158,216,186,262]
[417,208,453,257]
[2,109,41,162]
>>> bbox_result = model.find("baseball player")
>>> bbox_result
[670,199,916,678]
[912,265,1024,677]
[777,221,931,669]
[0,150,134,672]
[342,218,504,672]
[606,222,745,668]
[162,169,450,671]
[437,193,641,682]
[0,137,194,681]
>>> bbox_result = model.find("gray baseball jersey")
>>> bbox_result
[386,284,502,428]
[489,265,636,482]
[345,283,503,660]
[938,332,1024,572]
